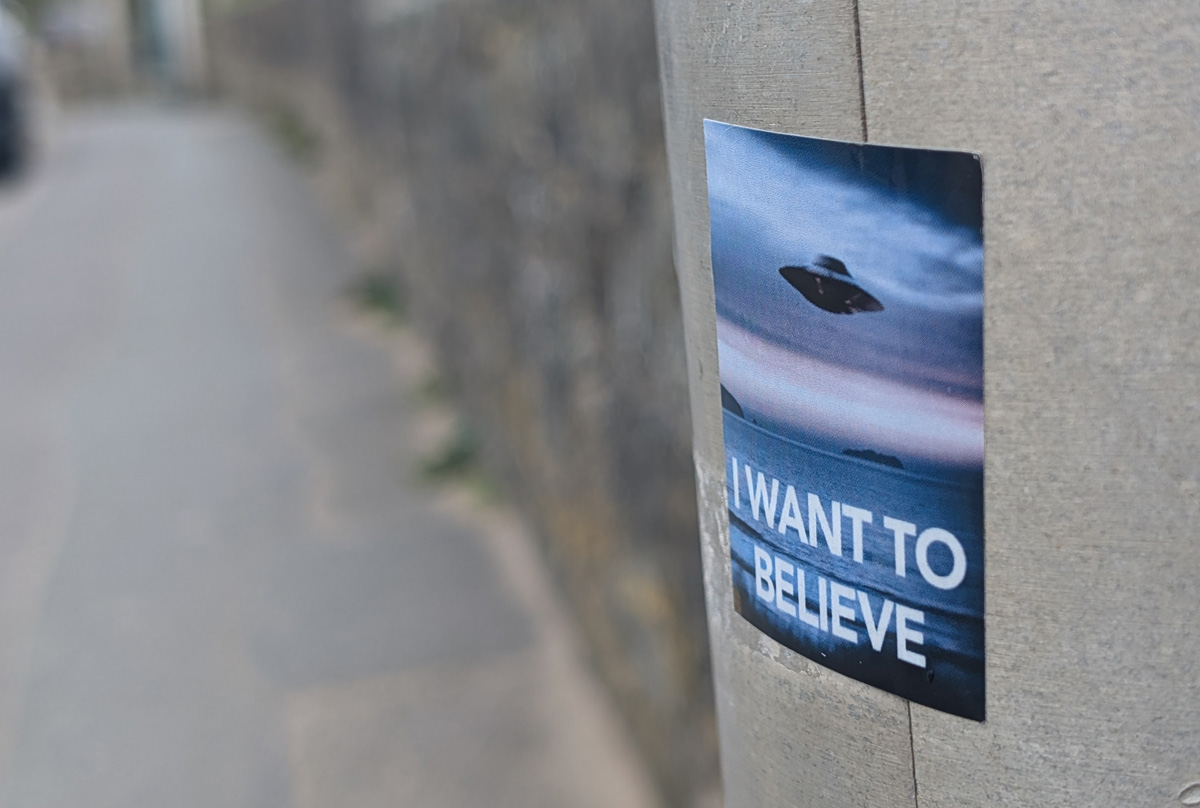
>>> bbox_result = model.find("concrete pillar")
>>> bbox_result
[652,1,1200,806]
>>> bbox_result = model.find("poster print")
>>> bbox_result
[705,120,985,721]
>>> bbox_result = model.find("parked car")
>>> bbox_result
[0,0,27,176]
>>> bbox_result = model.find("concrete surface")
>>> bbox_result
[653,0,1200,805]
[0,103,660,808]
[858,4,1200,806]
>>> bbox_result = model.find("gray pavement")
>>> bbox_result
[0,103,659,808]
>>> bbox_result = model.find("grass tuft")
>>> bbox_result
[263,102,321,165]
[347,272,406,321]
[420,424,479,481]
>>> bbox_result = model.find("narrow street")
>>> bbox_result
[0,103,657,808]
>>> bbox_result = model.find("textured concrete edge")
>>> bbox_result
[651,0,922,805]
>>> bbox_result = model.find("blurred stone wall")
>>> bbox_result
[208,1,718,805]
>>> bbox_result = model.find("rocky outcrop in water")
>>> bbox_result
[843,448,904,468]
[721,384,744,418]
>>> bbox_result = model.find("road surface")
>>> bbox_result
[0,103,658,808]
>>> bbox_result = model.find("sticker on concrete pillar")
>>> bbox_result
[704,120,985,721]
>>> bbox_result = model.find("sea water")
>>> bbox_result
[724,411,985,719]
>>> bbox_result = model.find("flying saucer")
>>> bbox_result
[779,255,884,315]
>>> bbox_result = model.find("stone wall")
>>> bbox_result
[209,1,719,805]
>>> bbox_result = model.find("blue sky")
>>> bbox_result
[705,121,984,469]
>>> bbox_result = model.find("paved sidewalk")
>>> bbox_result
[0,103,659,808]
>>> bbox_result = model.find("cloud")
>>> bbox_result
[706,122,984,399]
[718,319,984,468]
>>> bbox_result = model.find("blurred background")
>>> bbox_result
[0,0,718,805]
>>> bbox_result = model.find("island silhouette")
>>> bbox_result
[721,384,744,418]
[842,448,904,469]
